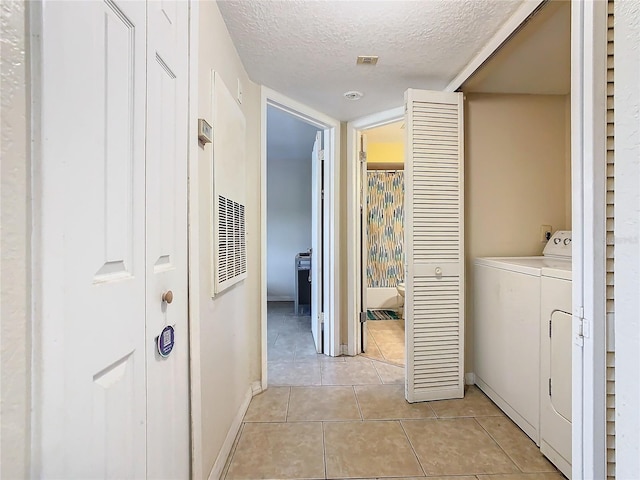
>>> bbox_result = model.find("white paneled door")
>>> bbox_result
[37,0,189,477]
[404,89,465,403]
[146,1,190,477]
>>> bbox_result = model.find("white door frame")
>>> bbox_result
[260,87,341,388]
[186,1,203,478]
[346,107,404,355]
[311,130,323,353]
[359,133,368,354]
[570,0,607,477]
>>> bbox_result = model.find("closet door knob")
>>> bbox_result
[162,290,174,304]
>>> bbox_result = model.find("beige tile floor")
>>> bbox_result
[362,317,406,366]
[223,302,563,480]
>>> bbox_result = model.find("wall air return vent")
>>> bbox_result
[212,71,247,295]
[217,195,247,285]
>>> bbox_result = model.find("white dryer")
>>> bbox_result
[474,232,572,447]
[540,259,572,479]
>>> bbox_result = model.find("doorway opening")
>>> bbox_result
[358,121,407,367]
[260,89,341,389]
[347,107,404,359]
[265,105,323,366]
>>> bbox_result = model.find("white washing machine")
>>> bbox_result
[474,231,572,447]
[540,260,572,479]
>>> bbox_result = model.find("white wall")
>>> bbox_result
[193,2,262,477]
[267,156,312,300]
[614,1,640,475]
[464,93,571,374]
[0,1,30,476]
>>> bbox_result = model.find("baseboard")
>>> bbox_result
[465,372,476,385]
[266,296,294,302]
[251,380,263,396]
[207,384,255,480]
[340,344,349,356]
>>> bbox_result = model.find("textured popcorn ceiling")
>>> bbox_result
[217,0,525,121]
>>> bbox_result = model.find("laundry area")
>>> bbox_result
[461,1,573,477]
[474,232,573,477]
[350,7,574,470]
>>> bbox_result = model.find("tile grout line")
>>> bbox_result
[285,386,293,422]
[424,394,438,418]
[365,323,406,366]
[398,419,428,478]
[371,358,384,385]
[472,416,523,474]
[352,385,364,422]
[364,328,381,360]
[319,356,326,385]
[321,421,328,480]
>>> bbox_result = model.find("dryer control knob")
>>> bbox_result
[554,238,561,244]
[564,238,571,245]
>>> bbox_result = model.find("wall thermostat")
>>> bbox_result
[198,118,213,145]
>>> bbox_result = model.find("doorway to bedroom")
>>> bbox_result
[266,105,323,368]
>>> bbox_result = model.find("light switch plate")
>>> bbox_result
[198,118,212,144]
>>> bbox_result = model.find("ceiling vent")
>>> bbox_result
[356,56,379,65]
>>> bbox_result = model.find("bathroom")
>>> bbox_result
[360,121,407,365]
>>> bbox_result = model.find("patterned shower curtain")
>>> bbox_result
[366,170,404,288]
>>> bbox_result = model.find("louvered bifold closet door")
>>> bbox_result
[404,89,464,403]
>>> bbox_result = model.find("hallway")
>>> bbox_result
[221,303,563,479]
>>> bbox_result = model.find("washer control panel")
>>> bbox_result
[543,230,572,258]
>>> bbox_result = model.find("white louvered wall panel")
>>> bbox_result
[405,89,464,403]
[606,1,615,477]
